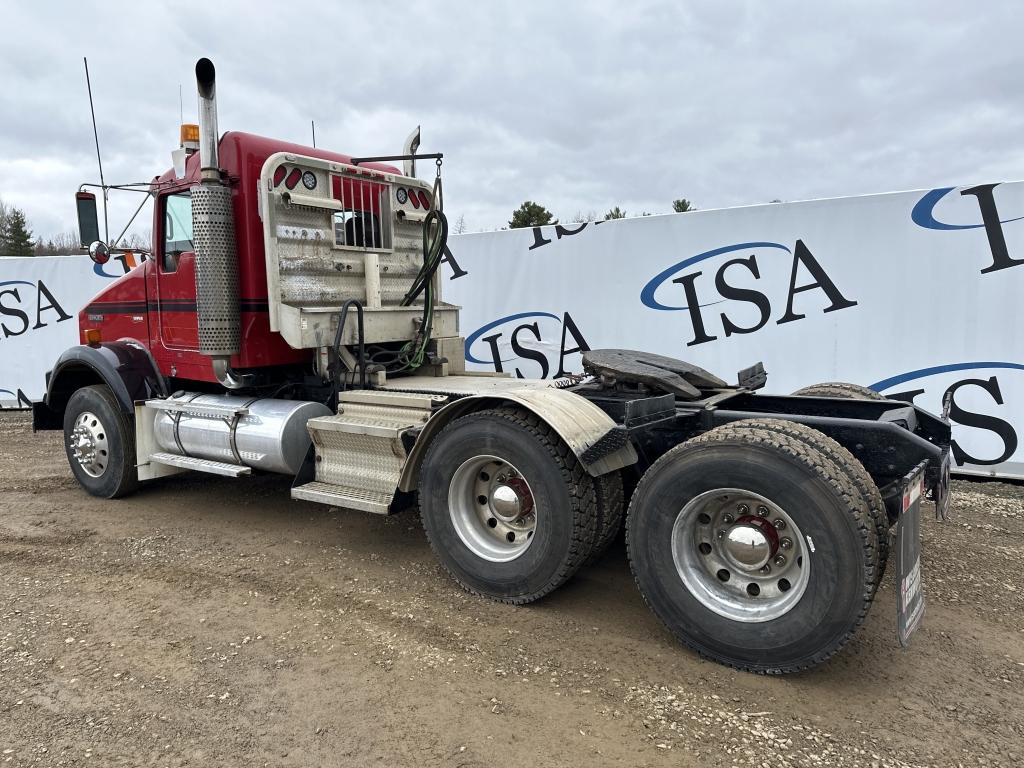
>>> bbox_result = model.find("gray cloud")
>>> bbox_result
[1,0,1020,241]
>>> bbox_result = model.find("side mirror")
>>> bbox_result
[88,240,110,265]
[76,191,100,248]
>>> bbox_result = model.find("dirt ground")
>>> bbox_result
[1,411,1022,768]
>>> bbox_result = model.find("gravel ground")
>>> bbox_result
[1,410,1022,767]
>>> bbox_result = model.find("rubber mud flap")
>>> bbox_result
[896,462,927,647]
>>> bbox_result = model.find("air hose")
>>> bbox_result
[365,202,448,373]
[396,206,448,370]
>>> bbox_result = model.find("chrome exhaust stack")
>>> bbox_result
[195,57,221,183]
[191,57,248,388]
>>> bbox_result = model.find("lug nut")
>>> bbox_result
[773,518,786,530]
[722,513,735,524]
[757,505,769,517]
[759,564,771,574]
[780,537,792,550]
[717,530,726,539]
[773,555,787,567]
[736,504,749,515]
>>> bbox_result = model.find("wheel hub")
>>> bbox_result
[722,515,779,571]
[670,489,810,623]
[449,456,537,562]
[69,411,109,478]
[491,484,522,521]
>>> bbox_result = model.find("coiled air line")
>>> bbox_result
[365,165,448,374]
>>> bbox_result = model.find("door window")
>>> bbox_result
[162,192,194,272]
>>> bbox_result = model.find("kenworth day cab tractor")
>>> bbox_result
[34,59,953,674]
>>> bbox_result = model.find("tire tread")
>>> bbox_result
[625,420,878,674]
[734,418,890,589]
[585,471,624,565]
[64,384,138,499]
[419,406,598,605]
[792,382,886,400]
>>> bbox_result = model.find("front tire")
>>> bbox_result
[419,407,598,604]
[626,422,877,674]
[63,385,138,499]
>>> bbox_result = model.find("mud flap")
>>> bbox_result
[896,461,928,648]
[932,448,953,521]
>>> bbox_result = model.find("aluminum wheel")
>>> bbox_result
[670,488,810,622]
[449,455,537,563]
[69,410,109,478]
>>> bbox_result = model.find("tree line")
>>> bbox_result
[0,196,151,257]
[0,197,35,256]
[508,198,696,228]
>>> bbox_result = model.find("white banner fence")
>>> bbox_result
[1,254,124,408]
[2,181,1022,478]
[441,182,1024,479]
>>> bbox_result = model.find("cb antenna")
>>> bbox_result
[179,84,184,125]
[83,57,109,243]
[311,119,316,148]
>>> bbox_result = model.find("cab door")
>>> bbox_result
[148,190,200,357]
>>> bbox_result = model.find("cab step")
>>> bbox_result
[291,481,392,514]
[145,398,250,420]
[147,452,251,477]
[293,390,441,512]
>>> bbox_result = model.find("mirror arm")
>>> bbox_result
[111,191,152,248]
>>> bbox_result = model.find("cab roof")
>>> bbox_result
[153,131,403,189]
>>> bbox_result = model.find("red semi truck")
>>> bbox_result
[34,58,951,673]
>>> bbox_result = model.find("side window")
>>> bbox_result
[162,192,194,273]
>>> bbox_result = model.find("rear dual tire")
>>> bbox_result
[626,420,878,674]
[792,382,886,401]
[586,471,624,564]
[792,381,891,582]
[418,407,599,604]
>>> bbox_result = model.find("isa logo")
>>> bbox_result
[911,183,1024,274]
[872,362,1024,468]
[464,311,590,379]
[0,279,73,339]
[640,239,857,347]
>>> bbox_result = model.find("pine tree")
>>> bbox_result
[0,207,34,257]
[509,201,556,228]
[672,198,696,213]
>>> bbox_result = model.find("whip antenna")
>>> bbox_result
[83,57,109,243]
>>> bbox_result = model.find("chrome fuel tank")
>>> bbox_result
[154,394,331,475]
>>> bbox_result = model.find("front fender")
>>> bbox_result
[38,340,167,426]
[398,387,638,492]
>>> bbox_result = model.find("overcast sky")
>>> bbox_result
[1,0,1021,242]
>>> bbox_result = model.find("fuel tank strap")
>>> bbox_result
[227,397,261,466]
[171,393,204,458]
